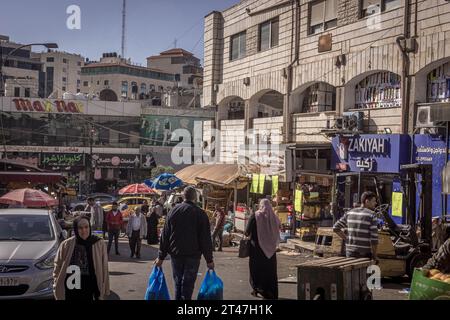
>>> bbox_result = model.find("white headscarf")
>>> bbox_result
[255,199,281,259]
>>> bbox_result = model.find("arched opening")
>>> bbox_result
[99,89,118,102]
[121,81,128,98]
[345,70,401,110]
[218,96,245,120]
[291,82,336,114]
[424,60,450,103]
[250,90,284,119]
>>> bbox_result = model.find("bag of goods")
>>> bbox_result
[409,269,450,300]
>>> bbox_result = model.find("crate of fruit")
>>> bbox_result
[409,268,450,300]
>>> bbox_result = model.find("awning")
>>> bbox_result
[0,172,64,184]
[176,164,259,189]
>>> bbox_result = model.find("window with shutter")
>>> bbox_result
[231,32,247,61]
[309,0,338,35]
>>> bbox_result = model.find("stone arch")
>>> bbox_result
[290,81,337,114]
[414,57,450,104]
[344,70,401,111]
[217,95,245,121]
[99,89,118,102]
[248,89,284,119]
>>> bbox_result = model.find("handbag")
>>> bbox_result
[238,236,251,258]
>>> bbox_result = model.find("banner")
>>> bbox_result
[294,189,303,213]
[251,174,259,194]
[272,176,279,196]
[391,192,403,218]
[41,153,85,169]
[258,174,266,194]
[91,153,141,168]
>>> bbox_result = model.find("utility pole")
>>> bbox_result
[121,0,127,58]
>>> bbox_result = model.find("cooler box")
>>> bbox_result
[234,210,249,232]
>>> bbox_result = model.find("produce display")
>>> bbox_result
[427,269,450,284]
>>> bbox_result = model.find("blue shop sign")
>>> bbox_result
[331,134,411,173]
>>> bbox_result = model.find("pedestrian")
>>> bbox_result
[333,191,379,259]
[212,204,226,252]
[155,186,215,300]
[244,198,281,300]
[102,206,108,240]
[53,216,110,300]
[85,197,104,231]
[146,200,160,245]
[105,201,123,255]
[127,206,147,259]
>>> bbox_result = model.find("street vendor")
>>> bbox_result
[423,238,450,274]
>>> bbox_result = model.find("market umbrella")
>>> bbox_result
[118,183,156,195]
[144,173,183,191]
[0,188,58,207]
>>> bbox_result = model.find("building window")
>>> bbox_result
[83,81,89,87]
[97,81,100,85]
[309,0,337,35]
[149,84,155,92]
[77,89,81,93]
[63,58,68,63]
[77,61,82,66]
[230,31,246,61]
[259,18,279,51]
[62,86,66,91]
[360,0,400,17]
[354,72,401,109]
[77,79,81,85]
[104,80,109,86]
[62,77,67,82]
[46,57,54,62]
[140,83,147,94]
[63,68,67,73]
[24,88,31,97]
[121,81,128,98]
[14,87,20,97]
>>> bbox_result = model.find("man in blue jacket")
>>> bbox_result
[155,186,214,300]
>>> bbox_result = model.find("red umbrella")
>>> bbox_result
[118,183,156,195]
[0,188,58,207]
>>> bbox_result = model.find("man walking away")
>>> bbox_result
[106,202,123,255]
[85,197,104,231]
[155,187,214,300]
[127,207,147,259]
[333,191,379,260]
[212,204,226,252]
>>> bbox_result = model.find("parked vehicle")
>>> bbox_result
[69,193,117,211]
[0,209,67,299]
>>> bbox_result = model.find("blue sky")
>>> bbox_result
[0,0,239,65]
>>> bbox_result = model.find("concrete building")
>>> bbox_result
[0,35,43,98]
[203,0,450,180]
[147,48,203,89]
[34,50,84,98]
[81,53,176,103]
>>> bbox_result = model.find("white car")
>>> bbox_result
[0,209,67,299]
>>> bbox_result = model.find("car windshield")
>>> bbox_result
[0,214,55,241]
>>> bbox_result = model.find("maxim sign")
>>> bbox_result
[12,98,83,113]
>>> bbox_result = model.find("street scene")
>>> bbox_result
[1,0,450,305]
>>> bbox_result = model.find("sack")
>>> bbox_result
[238,238,251,258]
[197,270,224,300]
[144,266,171,300]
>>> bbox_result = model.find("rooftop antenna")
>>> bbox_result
[121,0,126,58]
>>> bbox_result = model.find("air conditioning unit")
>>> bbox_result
[416,106,433,127]
[343,111,364,132]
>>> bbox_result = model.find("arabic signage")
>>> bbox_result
[332,134,411,173]
[238,144,289,177]
[41,153,85,169]
[1,152,40,167]
[92,153,141,168]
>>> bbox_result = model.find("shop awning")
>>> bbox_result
[0,172,64,184]
[176,164,259,189]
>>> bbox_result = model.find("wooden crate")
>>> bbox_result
[297,257,373,300]
[314,227,344,257]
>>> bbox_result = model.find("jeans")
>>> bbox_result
[170,256,201,300]
[212,227,224,251]
[107,229,120,254]
[129,230,142,257]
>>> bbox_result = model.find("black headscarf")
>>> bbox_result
[73,216,101,246]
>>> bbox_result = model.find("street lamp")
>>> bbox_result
[0,42,59,96]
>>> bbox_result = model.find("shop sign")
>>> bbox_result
[2,152,40,167]
[355,158,376,171]
[12,98,84,113]
[91,154,141,168]
[41,153,85,168]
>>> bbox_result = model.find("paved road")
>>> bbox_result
[105,240,410,300]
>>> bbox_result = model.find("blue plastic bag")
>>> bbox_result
[144,266,170,300]
[197,270,224,300]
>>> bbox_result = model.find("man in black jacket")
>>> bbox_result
[155,187,214,300]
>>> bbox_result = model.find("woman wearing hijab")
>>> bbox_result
[53,216,110,300]
[146,200,160,245]
[244,198,281,300]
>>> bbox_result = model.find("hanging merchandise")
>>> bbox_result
[272,175,279,196]
[391,192,403,218]
[107,168,114,180]
[251,174,259,193]
[94,168,102,180]
[258,174,266,194]
[294,189,303,213]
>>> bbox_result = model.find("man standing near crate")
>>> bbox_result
[333,191,379,260]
